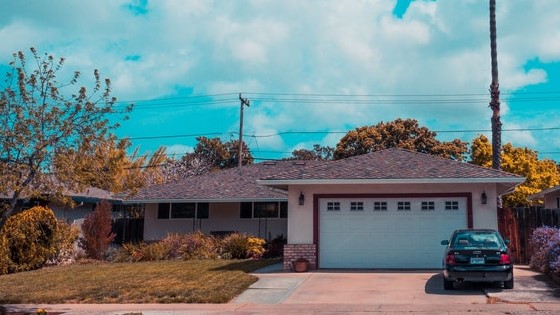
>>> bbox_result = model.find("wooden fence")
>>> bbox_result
[498,207,560,264]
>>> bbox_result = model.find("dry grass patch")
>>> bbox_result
[0,259,278,304]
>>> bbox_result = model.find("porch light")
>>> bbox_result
[481,190,488,205]
[299,192,305,205]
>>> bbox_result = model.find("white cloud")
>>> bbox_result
[2,0,560,159]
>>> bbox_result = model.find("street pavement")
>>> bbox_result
[3,265,560,314]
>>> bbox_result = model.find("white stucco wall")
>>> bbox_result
[143,202,287,241]
[287,183,499,244]
[51,203,97,225]
[544,192,560,209]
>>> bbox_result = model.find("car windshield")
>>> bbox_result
[453,231,502,248]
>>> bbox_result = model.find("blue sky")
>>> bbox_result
[2,0,560,162]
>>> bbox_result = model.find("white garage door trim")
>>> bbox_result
[315,193,472,269]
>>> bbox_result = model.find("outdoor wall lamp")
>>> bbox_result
[299,192,305,205]
[481,190,488,205]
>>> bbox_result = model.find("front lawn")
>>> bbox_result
[0,259,278,304]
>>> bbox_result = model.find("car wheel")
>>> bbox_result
[504,278,514,289]
[443,278,454,290]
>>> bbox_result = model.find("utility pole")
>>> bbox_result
[238,93,250,167]
[489,0,502,170]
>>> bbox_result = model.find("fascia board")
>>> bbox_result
[123,197,288,204]
[257,177,525,186]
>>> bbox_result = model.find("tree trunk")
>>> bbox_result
[489,0,501,170]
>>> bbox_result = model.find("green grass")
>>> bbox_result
[0,259,279,304]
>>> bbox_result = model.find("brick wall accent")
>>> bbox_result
[283,243,317,271]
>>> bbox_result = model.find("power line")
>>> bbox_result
[108,90,560,110]
[122,126,560,142]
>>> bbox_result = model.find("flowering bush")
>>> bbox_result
[247,237,266,259]
[529,226,560,276]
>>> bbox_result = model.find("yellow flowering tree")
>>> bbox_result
[470,135,560,207]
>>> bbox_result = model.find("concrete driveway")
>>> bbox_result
[233,264,560,313]
[234,266,488,305]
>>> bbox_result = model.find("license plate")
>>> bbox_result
[470,257,485,264]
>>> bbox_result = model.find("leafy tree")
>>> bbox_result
[79,200,116,260]
[142,146,170,186]
[54,136,147,198]
[287,144,334,161]
[334,118,468,160]
[162,137,253,181]
[470,135,560,207]
[0,48,132,227]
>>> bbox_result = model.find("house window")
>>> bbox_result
[158,203,170,219]
[171,203,196,218]
[421,201,435,211]
[159,203,209,219]
[445,201,459,210]
[240,202,253,218]
[240,202,288,219]
[254,202,279,218]
[197,202,209,219]
[327,202,340,211]
[280,202,288,218]
[350,202,364,211]
[373,202,387,211]
[397,201,411,211]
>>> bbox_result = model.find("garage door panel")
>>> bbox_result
[319,197,467,269]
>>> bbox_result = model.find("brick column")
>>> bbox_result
[283,244,317,271]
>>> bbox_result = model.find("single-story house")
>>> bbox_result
[1,187,122,226]
[126,160,319,241]
[127,148,524,270]
[257,148,524,270]
[51,187,123,225]
[528,185,560,209]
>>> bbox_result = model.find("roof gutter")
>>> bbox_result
[257,177,525,186]
[123,197,288,204]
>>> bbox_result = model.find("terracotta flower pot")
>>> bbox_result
[293,258,309,272]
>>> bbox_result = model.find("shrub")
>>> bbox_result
[0,206,60,274]
[529,226,559,273]
[221,233,266,259]
[49,221,80,265]
[247,237,266,259]
[163,232,219,260]
[79,200,116,260]
[114,232,220,262]
[264,234,286,258]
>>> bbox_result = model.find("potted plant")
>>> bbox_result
[293,258,309,272]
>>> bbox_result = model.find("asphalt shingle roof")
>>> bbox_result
[260,148,523,181]
[128,160,321,202]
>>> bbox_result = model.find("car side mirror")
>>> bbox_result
[504,239,510,245]
[441,240,449,246]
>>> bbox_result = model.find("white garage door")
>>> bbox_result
[319,197,467,269]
